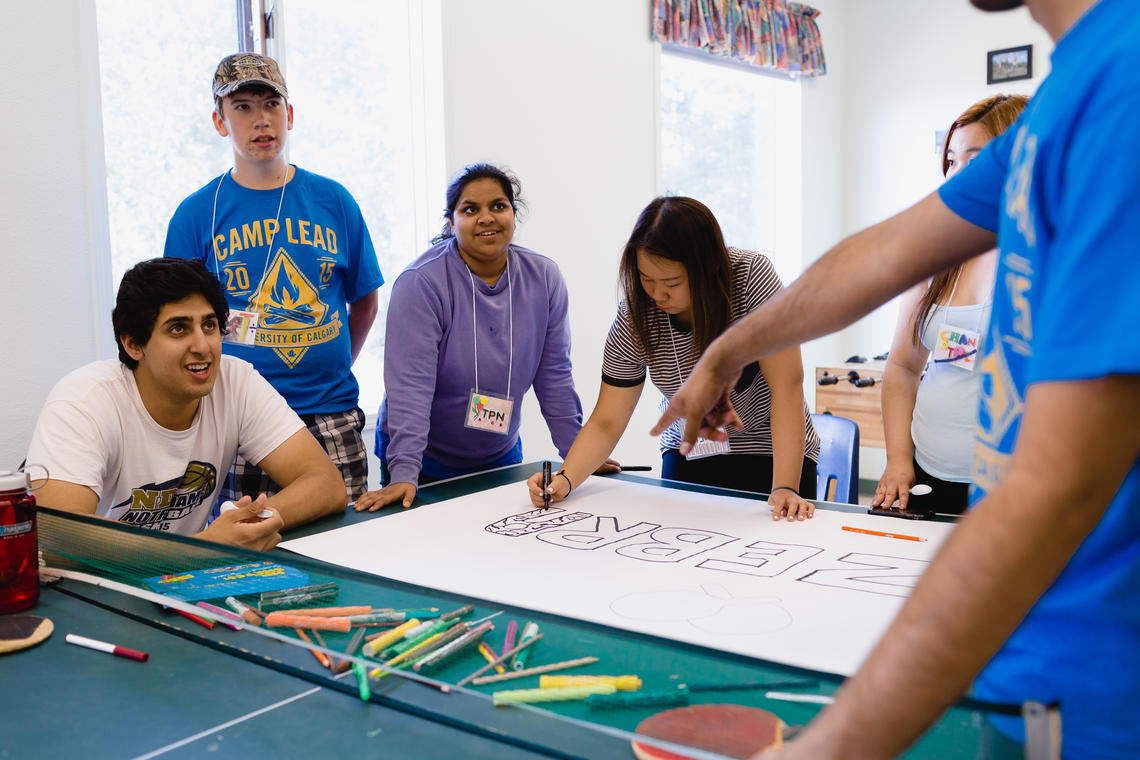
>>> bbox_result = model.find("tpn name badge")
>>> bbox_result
[224,309,260,346]
[678,421,731,460]
[466,391,513,434]
[933,324,980,371]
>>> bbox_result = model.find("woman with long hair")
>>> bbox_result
[871,94,1029,515]
[528,196,820,520]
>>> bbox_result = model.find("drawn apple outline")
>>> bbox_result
[610,584,792,635]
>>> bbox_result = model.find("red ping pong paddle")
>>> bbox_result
[0,615,54,654]
[632,703,786,760]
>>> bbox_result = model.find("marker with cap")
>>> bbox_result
[510,622,539,670]
[65,633,148,662]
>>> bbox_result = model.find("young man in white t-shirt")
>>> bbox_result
[26,257,347,551]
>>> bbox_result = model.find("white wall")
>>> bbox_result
[799,0,850,414]
[831,0,1050,478]
[2,0,1053,483]
[440,0,663,471]
[0,3,114,470]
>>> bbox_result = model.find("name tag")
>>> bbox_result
[932,323,980,371]
[679,421,731,460]
[466,391,513,435]
[223,309,260,346]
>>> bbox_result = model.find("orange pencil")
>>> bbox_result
[842,525,927,542]
[294,628,331,669]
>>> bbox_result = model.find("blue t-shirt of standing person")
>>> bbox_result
[939,1,1140,757]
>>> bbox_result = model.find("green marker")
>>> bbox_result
[353,661,371,701]
[510,622,539,670]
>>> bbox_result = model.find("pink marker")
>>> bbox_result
[196,601,244,630]
[65,633,149,662]
[501,619,518,658]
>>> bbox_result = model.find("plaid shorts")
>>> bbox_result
[221,407,368,504]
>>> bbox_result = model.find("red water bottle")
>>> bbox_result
[0,470,38,612]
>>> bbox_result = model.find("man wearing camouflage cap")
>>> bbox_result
[164,53,384,507]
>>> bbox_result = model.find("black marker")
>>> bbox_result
[542,461,552,510]
[619,465,652,472]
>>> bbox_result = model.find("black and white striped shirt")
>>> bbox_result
[602,248,820,460]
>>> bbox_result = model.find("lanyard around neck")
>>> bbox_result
[668,314,690,390]
[467,254,513,397]
[209,167,288,313]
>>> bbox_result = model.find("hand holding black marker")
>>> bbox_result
[542,461,551,510]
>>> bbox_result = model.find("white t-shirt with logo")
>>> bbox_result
[26,357,303,535]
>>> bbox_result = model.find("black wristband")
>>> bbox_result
[556,470,573,493]
[770,485,799,496]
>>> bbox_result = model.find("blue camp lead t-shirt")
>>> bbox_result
[938,0,1140,757]
[164,166,384,415]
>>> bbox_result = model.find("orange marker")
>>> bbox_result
[842,525,927,542]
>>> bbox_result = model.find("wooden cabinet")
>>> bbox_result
[814,362,886,448]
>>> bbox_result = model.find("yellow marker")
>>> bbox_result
[362,619,420,658]
[478,641,507,674]
[369,632,442,679]
[540,675,642,691]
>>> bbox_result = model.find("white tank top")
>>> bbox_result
[910,299,991,482]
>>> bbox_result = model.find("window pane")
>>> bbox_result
[283,0,420,414]
[660,53,797,273]
[96,0,236,287]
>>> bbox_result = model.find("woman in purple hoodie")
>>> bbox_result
[356,163,604,511]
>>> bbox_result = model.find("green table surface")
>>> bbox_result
[1,465,1022,759]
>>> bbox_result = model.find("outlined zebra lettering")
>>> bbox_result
[537,515,659,550]
[696,540,824,578]
[615,527,738,563]
[797,552,927,598]
[485,507,591,537]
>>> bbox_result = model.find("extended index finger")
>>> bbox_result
[650,395,687,437]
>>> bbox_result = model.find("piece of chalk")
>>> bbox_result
[275,605,371,618]
[494,684,615,706]
[224,596,263,626]
[540,675,642,691]
[262,612,351,633]
[472,656,597,686]
[220,500,274,519]
[764,691,835,705]
[362,619,420,658]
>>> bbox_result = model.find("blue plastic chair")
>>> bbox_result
[811,413,860,504]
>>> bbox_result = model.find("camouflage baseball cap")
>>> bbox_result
[213,53,289,100]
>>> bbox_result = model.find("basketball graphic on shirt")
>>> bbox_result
[251,249,338,369]
[110,461,218,529]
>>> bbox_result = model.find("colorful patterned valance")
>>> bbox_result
[653,0,827,77]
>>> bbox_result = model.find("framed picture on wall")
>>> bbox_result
[987,45,1032,85]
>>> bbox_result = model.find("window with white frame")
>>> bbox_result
[659,51,802,283]
[95,0,441,416]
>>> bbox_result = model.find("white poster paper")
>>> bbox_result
[281,477,954,676]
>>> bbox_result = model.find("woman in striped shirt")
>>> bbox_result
[528,197,820,520]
